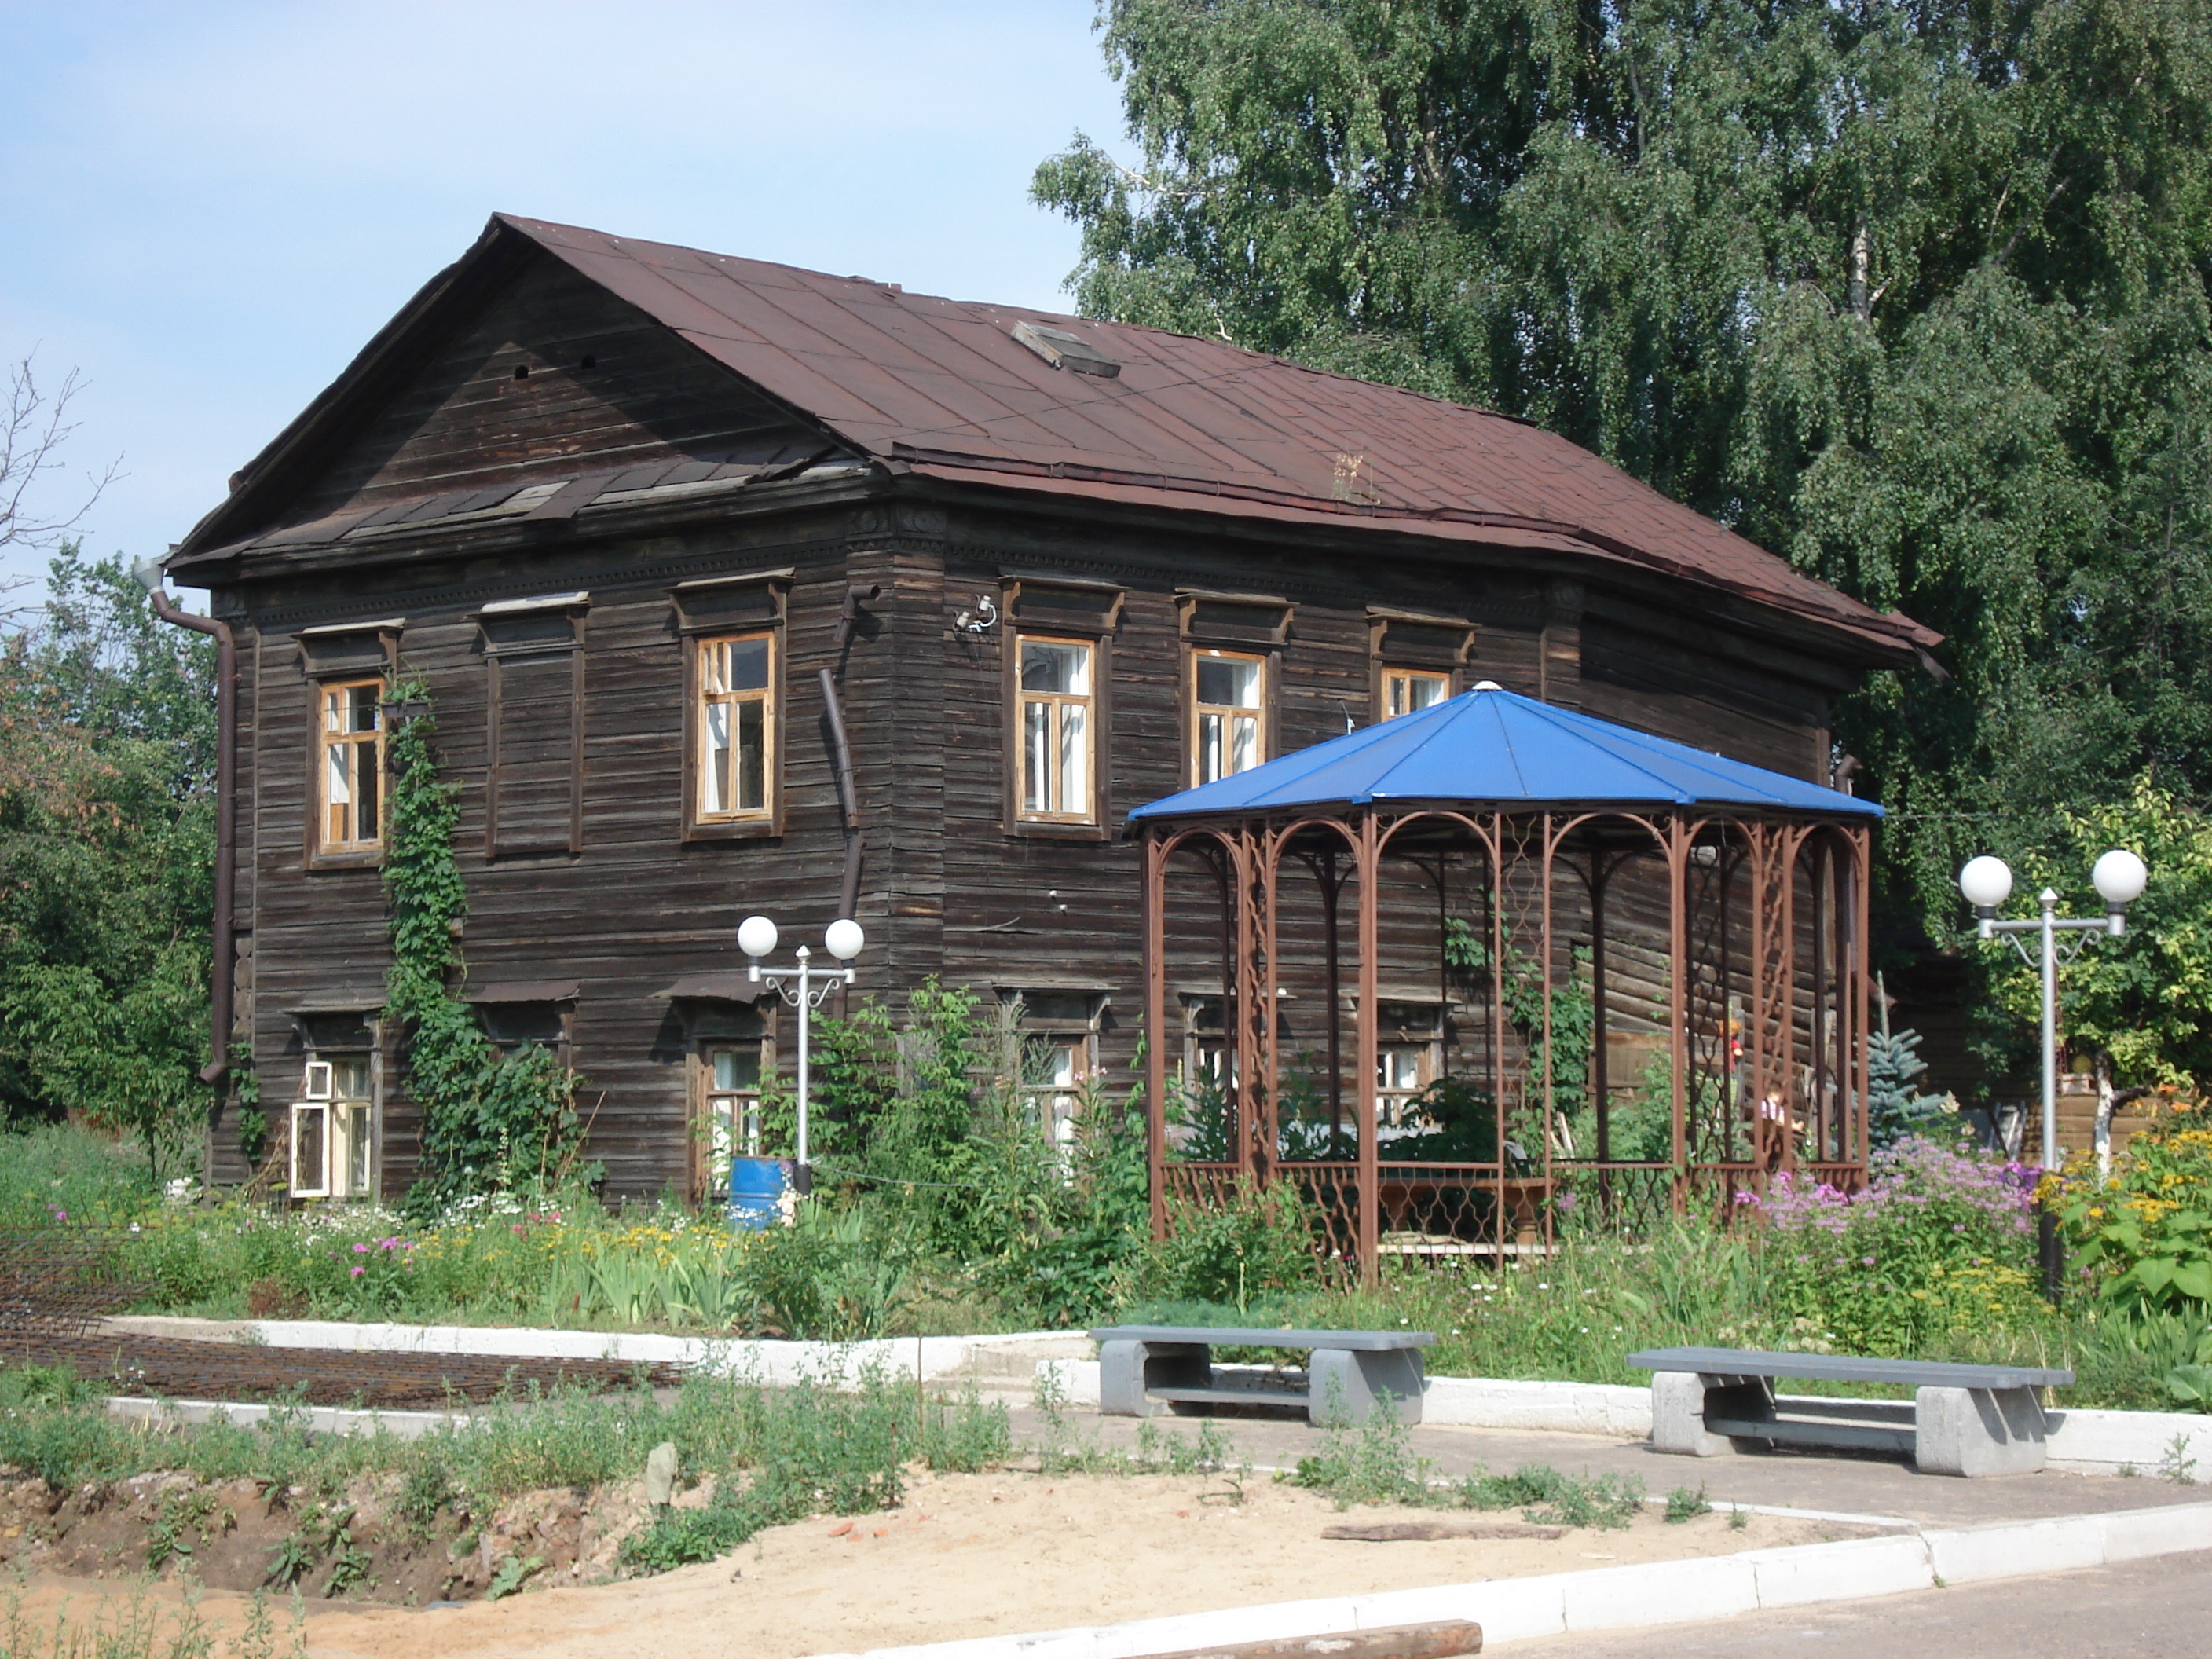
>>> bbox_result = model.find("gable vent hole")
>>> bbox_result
[513,364,530,380]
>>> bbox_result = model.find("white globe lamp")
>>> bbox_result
[2091,848,2148,908]
[737,915,779,960]
[1958,855,2013,911]
[824,918,865,961]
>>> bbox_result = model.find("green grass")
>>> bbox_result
[1284,1394,1644,1526]
[0,1364,1009,1533]
[3,1124,2198,1412]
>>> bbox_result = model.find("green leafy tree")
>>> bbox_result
[1035,0,2212,943]
[0,548,214,1187]
[1978,775,2212,1089]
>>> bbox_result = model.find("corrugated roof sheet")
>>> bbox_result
[1129,683,1884,821]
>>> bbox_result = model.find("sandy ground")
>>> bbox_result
[0,1468,1869,1659]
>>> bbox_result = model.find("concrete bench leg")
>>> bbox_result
[1097,1340,1210,1417]
[1914,1386,2049,1477]
[1650,1371,1774,1456]
[1309,1347,1426,1426]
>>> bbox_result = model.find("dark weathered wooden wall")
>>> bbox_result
[202,257,1877,1202]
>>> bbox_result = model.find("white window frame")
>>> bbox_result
[291,1057,373,1200]
[1015,634,1098,824]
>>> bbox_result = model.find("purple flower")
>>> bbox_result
[350,1265,364,1279]
[351,1242,370,1254]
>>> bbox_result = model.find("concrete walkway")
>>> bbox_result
[1010,1405,2210,1530]
[1499,1552,2211,1658]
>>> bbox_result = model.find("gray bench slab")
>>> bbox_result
[1629,1346,2075,1478]
[1090,1324,1434,1426]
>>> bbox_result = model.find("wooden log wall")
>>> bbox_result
[201,258,1880,1200]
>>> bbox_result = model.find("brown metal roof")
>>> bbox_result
[176,212,1938,663]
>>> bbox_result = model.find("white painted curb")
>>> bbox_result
[806,1500,2212,1659]
[100,1317,1082,1387]
[103,1317,2212,1477]
[104,1396,470,1440]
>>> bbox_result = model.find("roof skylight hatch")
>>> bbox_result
[1011,320,1120,378]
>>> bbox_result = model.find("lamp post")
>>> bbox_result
[1959,849,2147,1298]
[741,914,864,1193]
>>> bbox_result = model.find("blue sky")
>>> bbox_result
[0,2,1127,599]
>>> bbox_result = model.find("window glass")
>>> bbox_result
[699,634,775,821]
[1384,668,1450,720]
[1016,636,1097,822]
[295,1057,373,1199]
[1192,651,1265,784]
[1375,1045,1430,1133]
[291,1104,328,1198]
[317,679,383,851]
[704,1043,765,1196]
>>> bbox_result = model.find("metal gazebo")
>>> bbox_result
[1130,683,1881,1283]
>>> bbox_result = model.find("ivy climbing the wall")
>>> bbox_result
[380,680,594,1213]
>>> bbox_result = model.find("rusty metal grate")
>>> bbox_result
[0,1227,145,1339]
[9,1331,681,1409]
[0,1225,684,1408]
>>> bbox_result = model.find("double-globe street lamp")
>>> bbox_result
[1958,848,2148,1294]
[739,914,864,1194]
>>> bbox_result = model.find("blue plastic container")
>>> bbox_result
[727,1156,791,1230]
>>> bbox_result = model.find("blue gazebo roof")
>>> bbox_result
[1128,683,1881,822]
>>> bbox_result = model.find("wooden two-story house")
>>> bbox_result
[163,214,1939,1203]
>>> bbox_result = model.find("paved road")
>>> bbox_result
[1502,1552,2212,1658]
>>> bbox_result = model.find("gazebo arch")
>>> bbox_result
[1131,684,1878,1284]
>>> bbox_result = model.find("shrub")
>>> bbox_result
[1143,1179,1324,1308]
[2057,1097,2212,1318]
[1752,1134,2042,1355]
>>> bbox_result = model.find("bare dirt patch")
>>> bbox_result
[0,1467,1873,1658]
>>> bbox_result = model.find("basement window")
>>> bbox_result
[291,1057,373,1201]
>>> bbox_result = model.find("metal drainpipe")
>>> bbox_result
[135,566,238,1087]
[821,583,878,923]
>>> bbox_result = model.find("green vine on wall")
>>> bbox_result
[381,679,593,1210]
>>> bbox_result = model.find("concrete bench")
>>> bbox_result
[1630,1346,2074,1478]
[1091,1324,1435,1426]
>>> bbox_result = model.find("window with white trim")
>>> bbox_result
[1191,650,1265,785]
[1016,635,1096,822]
[291,1057,373,1199]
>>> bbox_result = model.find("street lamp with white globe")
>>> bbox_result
[1961,847,2146,1301]
[742,914,865,1192]
[1959,848,2148,1174]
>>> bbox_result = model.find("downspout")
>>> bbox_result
[821,583,879,923]
[135,560,237,1090]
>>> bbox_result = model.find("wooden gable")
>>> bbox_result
[279,250,834,527]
